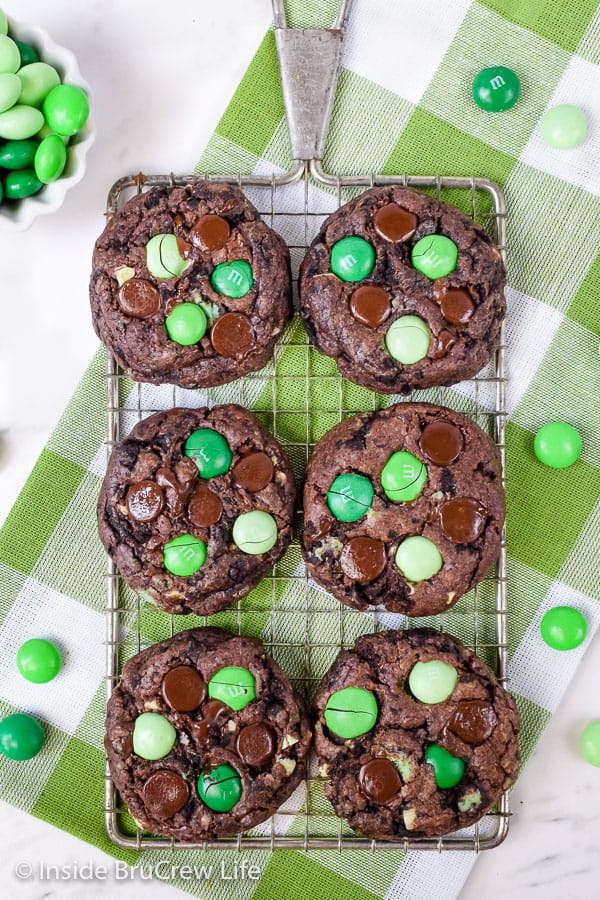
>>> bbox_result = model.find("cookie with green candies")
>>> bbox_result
[105,627,311,840]
[299,185,505,394]
[313,628,519,839]
[303,402,504,616]
[97,405,295,615]
[90,180,292,387]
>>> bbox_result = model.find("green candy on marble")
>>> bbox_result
[0,713,45,760]
[184,428,232,478]
[425,744,465,788]
[408,660,458,704]
[381,450,427,502]
[43,84,89,135]
[0,104,44,139]
[0,139,37,168]
[132,712,176,760]
[395,535,442,582]
[232,510,277,555]
[385,315,431,365]
[0,72,20,112]
[411,234,458,280]
[208,667,256,711]
[34,134,67,183]
[18,62,60,107]
[324,686,378,739]
[4,168,43,199]
[0,34,20,74]
[198,764,242,812]
[146,233,190,280]
[15,40,40,67]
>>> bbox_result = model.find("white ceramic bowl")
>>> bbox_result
[0,15,96,231]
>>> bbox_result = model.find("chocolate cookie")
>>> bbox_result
[299,186,505,394]
[106,627,311,840]
[91,181,292,387]
[98,405,295,615]
[313,628,519,839]
[302,403,504,616]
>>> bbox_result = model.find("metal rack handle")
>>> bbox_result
[271,0,352,162]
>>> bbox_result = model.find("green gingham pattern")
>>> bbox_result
[1,1,600,897]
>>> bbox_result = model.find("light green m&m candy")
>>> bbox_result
[198,764,242,812]
[408,660,458,704]
[43,83,89,135]
[16,638,61,683]
[15,40,40,67]
[327,473,374,522]
[18,62,60,107]
[580,722,600,768]
[395,535,442,582]
[540,104,587,149]
[385,315,431,364]
[425,744,465,788]
[133,712,176,760]
[0,139,37,168]
[0,10,7,35]
[232,510,278,555]
[0,104,44,139]
[208,666,256,711]
[534,421,582,469]
[0,72,20,112]
[211,260,253,298]
[411,235,458,279]
[381,450,427,502]
[0,713,45,761]
[163,534,207,576]
[165,302,207,346]
[184,428,232,478]
[34,134,67,183]
[4,168,43,199]
[540,606,587,651]
[324,686,378,739]
[472,66,520,112]
[330,235,375,282]
[0,34,20,74]
[146,233,190,279]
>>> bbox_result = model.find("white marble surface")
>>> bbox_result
[0,1,599,898]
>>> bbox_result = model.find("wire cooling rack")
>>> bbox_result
[104,163,509,852]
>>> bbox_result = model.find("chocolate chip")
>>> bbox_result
[118,279,161,318]
[359,758,402,803]
[187,485,223,527]
[193,699,230,742]
[440,498,487,544]
[447,700,497,745]
[349,285,392,327]
[236,722,277,767]
[126,480,164,522]
[373,203,417,242]
[233,452,274,492]
[438,288,475,326]
[190,214,230,251]
[430,329,455,359]
[340,537,387,583]
[419,421,464,466]
[162,666,205,712]
[210,312,254,358]
[143,770,189,819]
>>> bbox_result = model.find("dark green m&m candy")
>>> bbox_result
[198,763,242,812]
[0,713,45,761]
[330,236,375,282]
[540,606,587,651]
[0,139,38,169]
[15,40,40,67]
[4,168,43,199]
[324,686,378,739]
[163,534,207,576]
[472,66,520,112]
[208,666,256,711]
[425,744,465,788]
[211,260,253,298]
[381,450,427,502]
[184,428,232,478]
[326,473,374,522]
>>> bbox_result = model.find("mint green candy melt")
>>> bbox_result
[395,535,442,582]
[232,510,278,554]
[133,712,176,760]
[18,62,60,107]
[540,104,587,149]
[0,104,44,139]
[146,233,190,279]
[580,722,600,768]
[34,134,67,183]
[385,315,431,364]
[43,84,89,136]
[408,660,458,704]
[0,10,7,36]
[0,72,20,112]
[0,34,20,74]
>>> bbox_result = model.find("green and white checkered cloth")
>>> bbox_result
[1,1,599,897]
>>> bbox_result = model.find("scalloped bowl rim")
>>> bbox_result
[0,16,96,231]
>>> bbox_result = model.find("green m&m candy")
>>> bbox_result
[381,450,427,502]
[211,260,253,298]
[184,428,232,478]
[540,606,587,651]
[412,235,458,280]
[540,104,587,149]
[408,660,458,704]
[0,104,44,139]
[0,10,7,35]
[208,666,256,711]
[16,638,61,683]
[34,134,67,183]
[395,535,443,582]
[0,713,45,761]
[4,168,43,199]
[0,138,37,168]
[198,764,242,812]
[43,84,89,135]
[324,686,378,739]
[0,34,20,74]
[385,315,431,364]
[232,510,278,555]
[15,40,40,67]
[326,473,374,522]
[163,534,207,576]
[472,66,520,112]
[146,233,190,280]
[133,712,176,760]
[0,72,20,112]
[425,744,465,788]
[534,421,582,469]
[165,302,207,346]
[330,236,375,282]
[18,62,60,107]
[580,722,600,768]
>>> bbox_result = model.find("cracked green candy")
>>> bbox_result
[232,510,277,555]
[411,234,458,279]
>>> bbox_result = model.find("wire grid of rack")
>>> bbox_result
[104,164,509,852]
